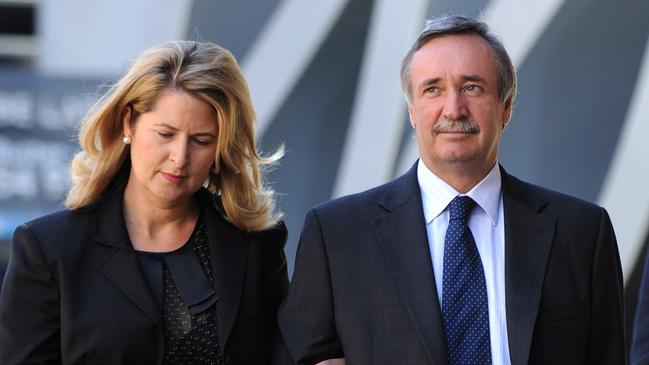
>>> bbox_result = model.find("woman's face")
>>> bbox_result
[123,89,218,209]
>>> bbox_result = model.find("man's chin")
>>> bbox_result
[442,158,479,167]
[436,150,479,164]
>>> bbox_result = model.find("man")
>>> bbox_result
[278,16,626,365]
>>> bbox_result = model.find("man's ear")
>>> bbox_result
[408,104,416,128]
[502,96,513,128]
[122,105,133,136]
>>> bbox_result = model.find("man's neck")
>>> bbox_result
[421,158,496,194]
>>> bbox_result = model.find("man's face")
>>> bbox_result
[407,34,511,181]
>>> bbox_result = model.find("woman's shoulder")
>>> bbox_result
[15,205,98,253]
[251,220,287,238]
[196,187,287,247]
[23,205,96,233]
[248,220,288,252]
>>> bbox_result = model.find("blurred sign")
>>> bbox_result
[0,70,101,238]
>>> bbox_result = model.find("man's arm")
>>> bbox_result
[277,209,344,365]
[587,208,627,364]
[632,251,649,364]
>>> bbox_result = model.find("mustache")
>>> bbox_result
[432,117,480,134]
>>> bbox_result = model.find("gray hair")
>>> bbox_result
[400,15,517,106]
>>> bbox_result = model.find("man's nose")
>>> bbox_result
[442,91,469,120]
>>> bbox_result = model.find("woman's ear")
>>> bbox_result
[122,105,133,136]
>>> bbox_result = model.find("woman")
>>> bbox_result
[0,41,288,364]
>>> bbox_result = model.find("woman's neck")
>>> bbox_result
[122,182,199,252]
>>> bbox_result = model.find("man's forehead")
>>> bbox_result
[414,34,494,59]
[410,34,498,80]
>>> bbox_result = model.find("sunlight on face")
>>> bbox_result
[407,34,512,179]
[123,89,218,208]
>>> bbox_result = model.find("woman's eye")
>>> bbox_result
[193,139,209,146]
[158,132,173,138]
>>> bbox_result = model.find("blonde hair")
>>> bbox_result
[66,41,283,232]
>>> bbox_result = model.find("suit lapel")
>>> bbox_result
[374,164,448,365]
[201,191,248,350]
[99,245,163,328]
[373,165,556,364]
[501,169,556,365]
[92,179,162,328]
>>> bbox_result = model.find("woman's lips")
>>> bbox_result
[160,172,184,183]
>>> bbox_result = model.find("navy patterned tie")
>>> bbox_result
[442,196,492,365]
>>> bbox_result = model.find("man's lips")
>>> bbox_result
[434,131,474,138]
[160,172,185,183]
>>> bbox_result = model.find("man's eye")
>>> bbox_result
[158,132,173,138]
[465,84,481,93]
[425,87,439,93]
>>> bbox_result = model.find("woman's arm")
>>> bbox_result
[0,224,61,364]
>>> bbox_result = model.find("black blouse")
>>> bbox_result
[135,217,223,365]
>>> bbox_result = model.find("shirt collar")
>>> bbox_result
[417,159,502,226]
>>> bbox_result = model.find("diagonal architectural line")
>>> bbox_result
[39,0,193,77]
[242,0,349,138]
[479,0,565,67]
[598,38,649,280]
[395,0,567,176]
[332,0,428,197]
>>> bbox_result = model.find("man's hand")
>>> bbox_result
[316,358,347,365]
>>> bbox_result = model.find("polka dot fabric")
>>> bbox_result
[162,219,224,365]
[442,196,492,365]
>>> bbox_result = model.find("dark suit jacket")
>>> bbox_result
[0,179,289,365]
[632,252,649,364]
[278,163,626,365]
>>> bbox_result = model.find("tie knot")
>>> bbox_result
[448,195,476,221]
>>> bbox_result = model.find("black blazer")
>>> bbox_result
[278,163,626,365]
[0,181,289,365]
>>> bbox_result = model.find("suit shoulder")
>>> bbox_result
[249,220,288,249]
[505,173,605,216]
[16,206,96,255]
[310,179,396,216]
[23,206,95,234]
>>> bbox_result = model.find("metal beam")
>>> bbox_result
[598,38,649,280]
[243,0,349,138]
[332,0,428,197]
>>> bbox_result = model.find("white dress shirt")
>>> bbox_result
[417,159,511,365]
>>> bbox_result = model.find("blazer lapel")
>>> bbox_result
[501,169,556,365]
[99,245,163,328]
[373,164,448,365]
[92,180,162,328]
[201,191,248,350]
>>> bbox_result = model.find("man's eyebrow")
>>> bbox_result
[418,77,441,89]
[461,74,486,83]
